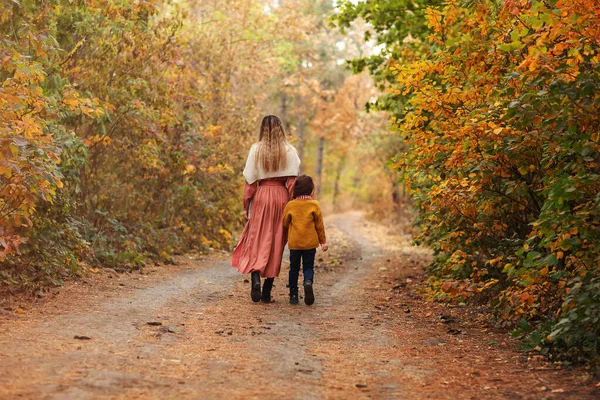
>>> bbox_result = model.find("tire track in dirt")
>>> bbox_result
[43,263,239,343]
[0,261,240,399]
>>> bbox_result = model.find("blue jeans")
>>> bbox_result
[289,249,316,295]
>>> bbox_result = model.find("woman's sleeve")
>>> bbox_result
[243,145,258,184]
[243,181,258,213]
[286,176,297,199]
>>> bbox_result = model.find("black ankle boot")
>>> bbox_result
[262,278,274,303]
[251,271,261,303]
[304,280,314,305]
[290,287,299,305]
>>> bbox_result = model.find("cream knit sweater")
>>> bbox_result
[243,142,301,184]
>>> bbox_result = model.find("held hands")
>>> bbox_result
[321,243,328,252]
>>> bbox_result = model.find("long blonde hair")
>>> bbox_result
[256,115,288,172]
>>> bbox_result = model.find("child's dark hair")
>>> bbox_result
[294,174,314,198]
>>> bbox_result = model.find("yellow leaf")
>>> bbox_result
[184,164,196,175]
[63,98,80,107]
[218,229,232,241]
[81,107,97,118]
[528,58,538,71]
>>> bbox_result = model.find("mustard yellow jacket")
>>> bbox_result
[282,199,326,250]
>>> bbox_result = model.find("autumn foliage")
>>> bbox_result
[385,0,600,363]
[4,0,599,366]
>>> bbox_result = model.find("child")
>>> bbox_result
[282,174,328,305]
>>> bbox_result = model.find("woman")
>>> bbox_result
[232,115,301,302]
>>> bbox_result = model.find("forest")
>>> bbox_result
[1,0,599,370]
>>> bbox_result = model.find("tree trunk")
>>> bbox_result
[332,155,345,208]
[390,174,401,210]
[279,93,289,131]
[297,118,305,172]
[316,136,325,196]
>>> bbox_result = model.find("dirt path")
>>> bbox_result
[0,212,598,399]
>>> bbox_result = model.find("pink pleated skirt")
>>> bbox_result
[232,179,290,278]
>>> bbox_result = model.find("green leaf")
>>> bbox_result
[510,30,520,42]
[531,18,543,29]
[541,254,558,267]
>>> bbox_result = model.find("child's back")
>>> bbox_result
[282,174,328,305]
[283,199,326,251]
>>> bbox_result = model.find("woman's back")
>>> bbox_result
[232,114,301,302]
[243,142,300,184]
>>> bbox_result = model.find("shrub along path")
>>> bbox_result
[0,212,598,399]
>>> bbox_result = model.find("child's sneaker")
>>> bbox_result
[304,280,314,305]
[290,294,299,304]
